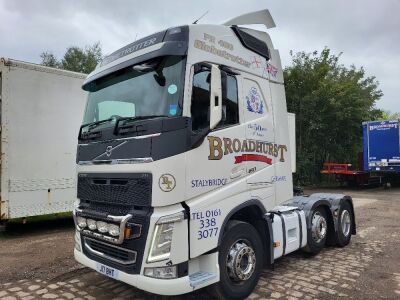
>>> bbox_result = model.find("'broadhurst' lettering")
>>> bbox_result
[207,136,287,162]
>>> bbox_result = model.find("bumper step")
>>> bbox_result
[189,271,217,288]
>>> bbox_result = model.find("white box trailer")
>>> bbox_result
[0,58,86,225]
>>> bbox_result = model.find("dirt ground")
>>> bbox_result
[0,187,399,299]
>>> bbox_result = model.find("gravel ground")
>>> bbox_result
[0,187,399,299]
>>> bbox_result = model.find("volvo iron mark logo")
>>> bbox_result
[105,145,114,157]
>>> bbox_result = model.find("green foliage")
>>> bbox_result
[40,51,61,68]
[284,48,383,185]
[377,110,400,120]
[40,42,102,74]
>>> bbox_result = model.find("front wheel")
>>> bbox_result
[210,221,263,300]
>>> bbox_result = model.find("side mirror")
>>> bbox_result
[209,64,222,130]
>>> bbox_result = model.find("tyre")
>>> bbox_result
[303,206,328,255]
[210,220,263,300]
[336,202,353,247]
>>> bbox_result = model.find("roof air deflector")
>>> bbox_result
[222,9,276,29]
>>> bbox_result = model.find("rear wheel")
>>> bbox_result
[337,202,353,247]
[210,221,263,300]
[303,207,328,255]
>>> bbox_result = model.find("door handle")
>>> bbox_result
[230,168,244,179]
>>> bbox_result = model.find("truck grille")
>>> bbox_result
[77,173,152,213]
[84,237,137,265]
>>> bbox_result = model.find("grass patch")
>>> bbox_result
[1,212,74,239]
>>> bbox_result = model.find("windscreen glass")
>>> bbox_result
[82,56,186,126]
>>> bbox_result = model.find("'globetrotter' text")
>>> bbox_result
[207,136,287,162]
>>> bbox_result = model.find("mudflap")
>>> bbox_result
[283,193,356,247]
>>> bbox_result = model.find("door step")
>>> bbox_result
[189,271,217,288]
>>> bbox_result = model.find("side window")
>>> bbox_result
[191,66,240,132]
[218,73,239,128]
[191,69,211,132]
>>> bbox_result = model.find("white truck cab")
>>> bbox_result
[73,10,356,299]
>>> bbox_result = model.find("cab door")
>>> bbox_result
[185,63,247,257]
[185,64,246,200]
[240,73,276,210]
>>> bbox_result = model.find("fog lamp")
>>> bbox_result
[144,265,177,279]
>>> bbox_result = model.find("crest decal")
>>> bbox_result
[246,87,264,114]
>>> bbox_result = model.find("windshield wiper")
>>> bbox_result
[79,117,114,137]
[114,115,169,135]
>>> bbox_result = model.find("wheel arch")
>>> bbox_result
[217,199,273,267]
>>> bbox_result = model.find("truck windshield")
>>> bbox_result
[82,56,186,127]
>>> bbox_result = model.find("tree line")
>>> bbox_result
[41,45,397,185]
[40,42,102,74]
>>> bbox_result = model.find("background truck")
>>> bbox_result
[363,120,400,178]
[0,58,86,227]
[73,10,356,299]
[321,119,400,186]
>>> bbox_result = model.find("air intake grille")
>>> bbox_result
[77,173,152,209]
[84,237,137,265]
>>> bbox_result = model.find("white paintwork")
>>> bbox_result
[75,248,194,295]
[222,9,276,29]
[0,58,86,219]
[270,207,307,259]
[75,10,309,295]
[209,64,223,129]
[288,113,296,173]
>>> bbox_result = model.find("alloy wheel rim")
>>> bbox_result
[226,239,256,282]
[311,211,327,243]
[341,210,351,237]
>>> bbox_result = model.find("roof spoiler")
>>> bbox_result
[222,9,276,29]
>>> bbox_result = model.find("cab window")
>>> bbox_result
[218,73,239,128]
[190,66,239,132]
[191,69,211,132]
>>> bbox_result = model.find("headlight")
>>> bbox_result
[148,223,174,262]
[96,221,109,233]
[76,216,87,228]
[147,212,184,263]
[108,224,120,237]
[87,219,97,230]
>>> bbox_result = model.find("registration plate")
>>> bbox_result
[96,263,119,279]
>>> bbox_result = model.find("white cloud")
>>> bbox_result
[0,0,398,112]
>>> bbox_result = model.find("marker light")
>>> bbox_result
[87,219,97,230]
[96,221,109,233]
[108,224,120,237]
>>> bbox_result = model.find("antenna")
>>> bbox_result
[193,10,209,24]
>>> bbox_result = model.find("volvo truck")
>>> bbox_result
[73,10,356,299]
[0,58,86,228]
